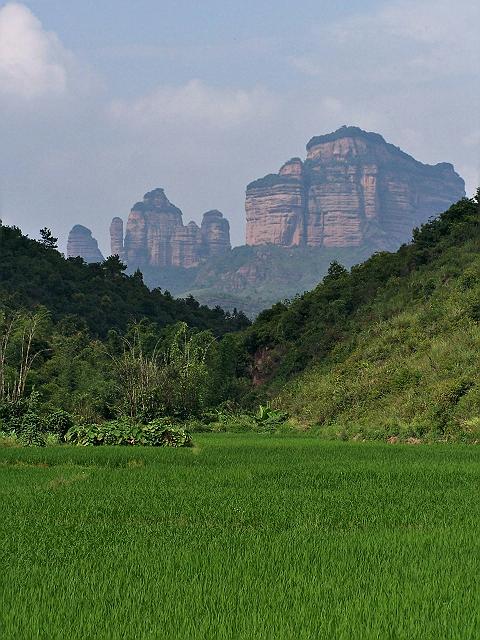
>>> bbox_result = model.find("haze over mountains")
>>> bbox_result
[67,126,465,314]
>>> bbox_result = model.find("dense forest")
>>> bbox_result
[0,224,250,338]
[142,243,373,317]
[1,191,480,444]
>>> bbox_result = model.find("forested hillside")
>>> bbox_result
[2,193,480,442]
[245,192,480,438]
[0,223,249,427]
[0,224,249,338]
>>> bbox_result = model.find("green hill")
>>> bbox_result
[0,223,250,424]
[3,193,480,441]
[0,224,249,338]
[244,192,480,439]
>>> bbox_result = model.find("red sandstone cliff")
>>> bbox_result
[246,126,465,250]
[66,225,104,263]
[110,188,231,269]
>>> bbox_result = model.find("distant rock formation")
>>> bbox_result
[65,126,467,317]
[110,217,124,259]
[246,126,465,250]
[67,225,104,263]
[201,210,231,257]
[110,188,231,269]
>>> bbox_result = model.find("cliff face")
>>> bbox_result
[245,159,305,247]
[246,126,465,250]
[201,210,231,257]
[110,188,231,269]
[67,126,466,317]
[67,225,104,263]
[110,217,124,260]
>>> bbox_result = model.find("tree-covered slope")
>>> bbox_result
[0,224,249,338]
[245,193,480,437]
[140,244,374,318]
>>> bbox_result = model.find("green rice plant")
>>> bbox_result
[1,435,480,639]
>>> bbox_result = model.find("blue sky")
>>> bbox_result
[0,0,478,253]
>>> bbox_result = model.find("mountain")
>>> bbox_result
[109,188,231,269]
[246,126,465,250]
[66,127,465,317]
[243,192,480,437]
[172,244,375,317]
[67,224,104,263]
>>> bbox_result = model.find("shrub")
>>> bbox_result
[0,392,46,446]
[65,418,192,447]
[18,411,46,447]
[0,431,20,447]
[205,404,290,433]
[144,421,193,447]
[45,410,74,439]
[255,404,289,430]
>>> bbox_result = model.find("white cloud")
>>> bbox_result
[0,3,72,98]
[109,79,275,131]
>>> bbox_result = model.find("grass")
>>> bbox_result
[1,434,480,639]
[277,239,480,435]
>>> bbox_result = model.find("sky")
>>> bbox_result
[0,0,478,254]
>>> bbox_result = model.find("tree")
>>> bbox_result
[109,321,216,421]
[102,254,127,278]
[132,268,144,284]
[39,227,58,249]
[0,310,48,404]
[325,261,348,281]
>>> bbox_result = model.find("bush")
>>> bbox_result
[205,404,290,433]
[0,392,46,446]
[45,410,74,439]
[254,404,289,430]
[144,421,193,447]
[65,418,193,447]
[0,431,20,447]
[18,411,46,447]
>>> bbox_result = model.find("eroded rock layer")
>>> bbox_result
[66,225,104,263]
[246,126,465,250]
[111,188,231,269]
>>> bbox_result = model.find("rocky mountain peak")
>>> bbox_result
[109,189,231,269]
[306,125,387,151]
[279,158,303,177]
[246,126,465,250]
[67,225,104,263]
[142,187,182,214]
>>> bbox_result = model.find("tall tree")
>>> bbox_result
[39,228,58,249]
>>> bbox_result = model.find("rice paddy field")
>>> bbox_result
[1,434,480,639]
